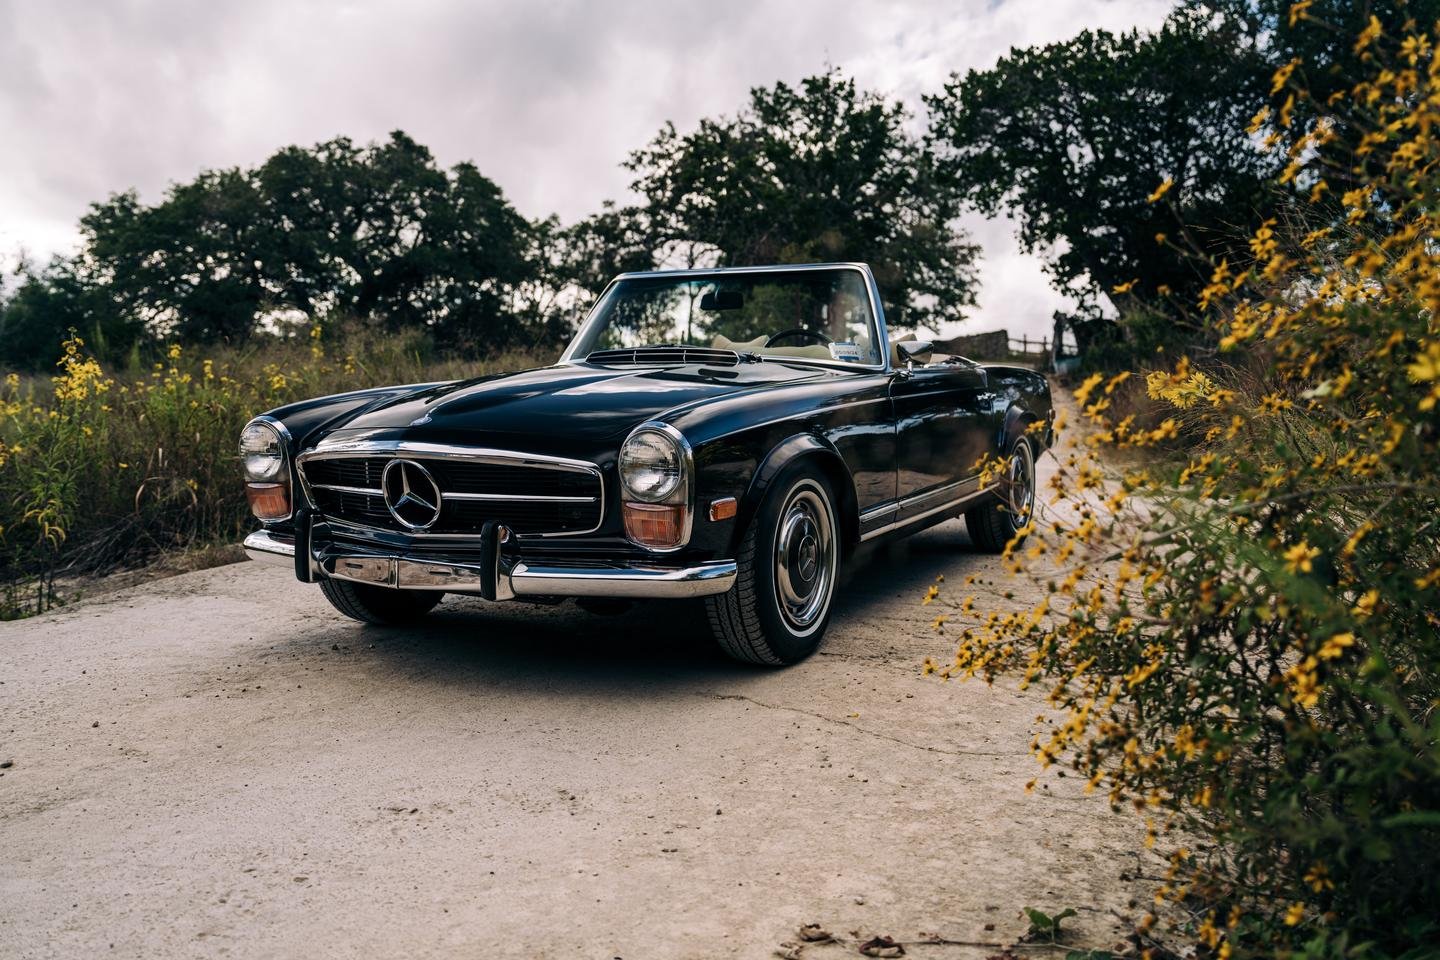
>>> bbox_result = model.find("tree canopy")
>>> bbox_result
[80,132,541,347]
[626,71,979,331]
[925,9,1285,347]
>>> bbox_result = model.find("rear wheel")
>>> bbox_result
[965,436,1036,553]
[705,463,839,665]
[319,578,441,625]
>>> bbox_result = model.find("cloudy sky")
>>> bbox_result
[0,0,1172,337]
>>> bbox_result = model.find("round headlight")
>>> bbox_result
[239,420,286,482]
[619,428,683,502]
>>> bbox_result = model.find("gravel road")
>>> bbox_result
[1,503,1147,958]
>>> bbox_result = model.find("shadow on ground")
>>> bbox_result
[262,519,982,693]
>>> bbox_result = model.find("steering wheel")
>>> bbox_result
[765,328,833,348]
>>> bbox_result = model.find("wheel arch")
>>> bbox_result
[734,433,860,558]
[1000,402,1041,453]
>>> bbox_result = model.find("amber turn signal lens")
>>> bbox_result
[245,482,291,521]
[708,497,737,521]
[622,502,686,549]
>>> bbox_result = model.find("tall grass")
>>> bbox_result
[0,323,553,618]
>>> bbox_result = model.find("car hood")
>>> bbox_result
[325,361,828,445]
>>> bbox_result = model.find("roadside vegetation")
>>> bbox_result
[0,328,547,618]
[928,11,1440,959]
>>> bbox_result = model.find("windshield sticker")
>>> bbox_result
[829,342,862,362]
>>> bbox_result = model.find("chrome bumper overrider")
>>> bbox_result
[242,530,736,600]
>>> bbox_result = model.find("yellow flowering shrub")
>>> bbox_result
[1,323,549,618]
[929,19,1440,960]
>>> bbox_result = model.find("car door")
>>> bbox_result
[889,361,992,521]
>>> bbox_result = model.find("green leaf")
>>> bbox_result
[1024,907,1055,930]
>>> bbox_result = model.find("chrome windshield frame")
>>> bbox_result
[558,262,892,375]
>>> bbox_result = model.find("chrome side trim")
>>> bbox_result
[859,485,992,542]
[295,441,605,540]
[244,529,296,565]
[859,502,898,523]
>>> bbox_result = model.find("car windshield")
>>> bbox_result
[563,267,883,367]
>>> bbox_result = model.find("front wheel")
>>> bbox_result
[705,464,839,665]
[965,436,1037,553]
[319,578,442,625]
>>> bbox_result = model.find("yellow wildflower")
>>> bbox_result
[1318,632,1355,661]
[1304,862,1334,892]
[1408,342,1440,381]
[1354,14,1381,54]
[1283,542,1320,574]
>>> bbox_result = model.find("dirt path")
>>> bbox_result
[0,438,1151,960]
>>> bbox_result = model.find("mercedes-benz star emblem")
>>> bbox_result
[381,459,443,531]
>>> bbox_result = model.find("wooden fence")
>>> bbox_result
[932,330,1052,369]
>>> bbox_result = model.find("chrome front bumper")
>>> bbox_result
[242,530,736,600]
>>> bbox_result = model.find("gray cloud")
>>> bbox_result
[0,0,1171,337]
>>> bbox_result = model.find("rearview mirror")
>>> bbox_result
[897,339,933,367]
[699,290,744,311]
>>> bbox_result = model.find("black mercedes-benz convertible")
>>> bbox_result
[239,263,1053,664]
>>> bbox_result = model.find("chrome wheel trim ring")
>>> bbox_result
[773,481,837,636]
[1004,440,1036,530]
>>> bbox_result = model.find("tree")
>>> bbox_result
[925,9,1286,348]
[0,258,145,370]
[626,71,978,331]
[257,134,538,346]
[83,169,281,344]
[69,132,543,349]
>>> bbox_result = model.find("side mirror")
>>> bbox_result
[897,339,933,368]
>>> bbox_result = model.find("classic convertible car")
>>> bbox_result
[240,263,1052,664]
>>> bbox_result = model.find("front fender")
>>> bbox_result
[732,433,859,556]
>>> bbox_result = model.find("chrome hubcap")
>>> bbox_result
[774,484,836,634]
[1004,441,1036,530]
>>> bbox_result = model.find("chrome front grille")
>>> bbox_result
[297,444,604,538]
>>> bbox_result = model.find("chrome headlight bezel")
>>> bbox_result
[618,425,686,504]
[239,417,288,483]
[618,422,693,552]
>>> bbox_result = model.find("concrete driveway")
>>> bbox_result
[1,521,1144,959]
